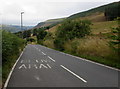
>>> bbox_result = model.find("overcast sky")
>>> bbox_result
[1,0,119,26]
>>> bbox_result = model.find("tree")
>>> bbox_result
[54,19,91,50]
[105,2,120,21]
[23,30,31,38]
[33,28,38,36]
[36,30,47,44]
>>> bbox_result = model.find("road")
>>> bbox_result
[6,44,119,87]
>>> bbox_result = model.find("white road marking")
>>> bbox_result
[40,45,119,71]
[60,65,87,83]
[34,76,40,81]
[47,64,51,68]
[28,60,30,63]
[48,56,55,62]
[41,60,43,62]
[28,64,31,69]
[20,60,23,63]
[41,60,47,63]
[59,52,120,71]
[36,60,39,63]
[4,46,26,88]
[39,64,48,68]
[34,64,38,69]
[19,64,27,69]
[42,52,46,55]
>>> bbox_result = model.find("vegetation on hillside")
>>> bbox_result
[35,18,65,29]
[68,2,120,20]
[109,18,120,54]
[41,19,119,68]
[2,30,26,84]
[15,27,48,45]
[105,2,120,20]
[54,20,91,50]
[36,29,47,44]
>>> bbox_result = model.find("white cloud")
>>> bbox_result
[1,0,119,26]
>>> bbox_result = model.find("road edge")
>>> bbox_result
[39,44,120,71]
[3,45,27,88]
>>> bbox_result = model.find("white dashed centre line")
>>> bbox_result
[48,56,55,62]
[42,52,46,55]
[60,65,87,83]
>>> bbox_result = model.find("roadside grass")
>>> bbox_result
[43,39,55,49]
[2,55,19,84]
[42,21,119,69]
[2,49,25,86]
[63,36,119,68]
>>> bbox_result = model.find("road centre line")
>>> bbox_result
[33,46,47,56]
[42,52,46,55]
[60,65,87,83]
[48,56,55,62]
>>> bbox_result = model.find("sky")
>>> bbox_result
[1,0,119,26]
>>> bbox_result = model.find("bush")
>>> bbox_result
[26,37,36,42]
[36,29,47,44]
[54,20,91,50]
[2,30,26,84]
[2,30,25,63]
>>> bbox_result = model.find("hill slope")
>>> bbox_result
[34,18,65,29]
[68,2,119,20]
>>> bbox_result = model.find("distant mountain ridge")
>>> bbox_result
[34,18,65,29]
[1,25,33,33]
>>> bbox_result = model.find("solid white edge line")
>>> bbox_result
[4,45,26,88]
[48,56,55,62]
[59,52,120,71]
[33,44,120,71]
[60,65,87,83]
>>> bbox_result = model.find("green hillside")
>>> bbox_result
[34,18,66,29]
[68,2,119,20]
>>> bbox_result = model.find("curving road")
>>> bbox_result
[5,44,119,88]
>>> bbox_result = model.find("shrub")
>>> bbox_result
[54,20,91,50]
[26,37,36,42]
[2,30,25,64]
[2,30,26,83]
[36,29,47,41]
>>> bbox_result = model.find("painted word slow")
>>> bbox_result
[19,64,51,69]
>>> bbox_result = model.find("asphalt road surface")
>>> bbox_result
[6,44,119,87]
